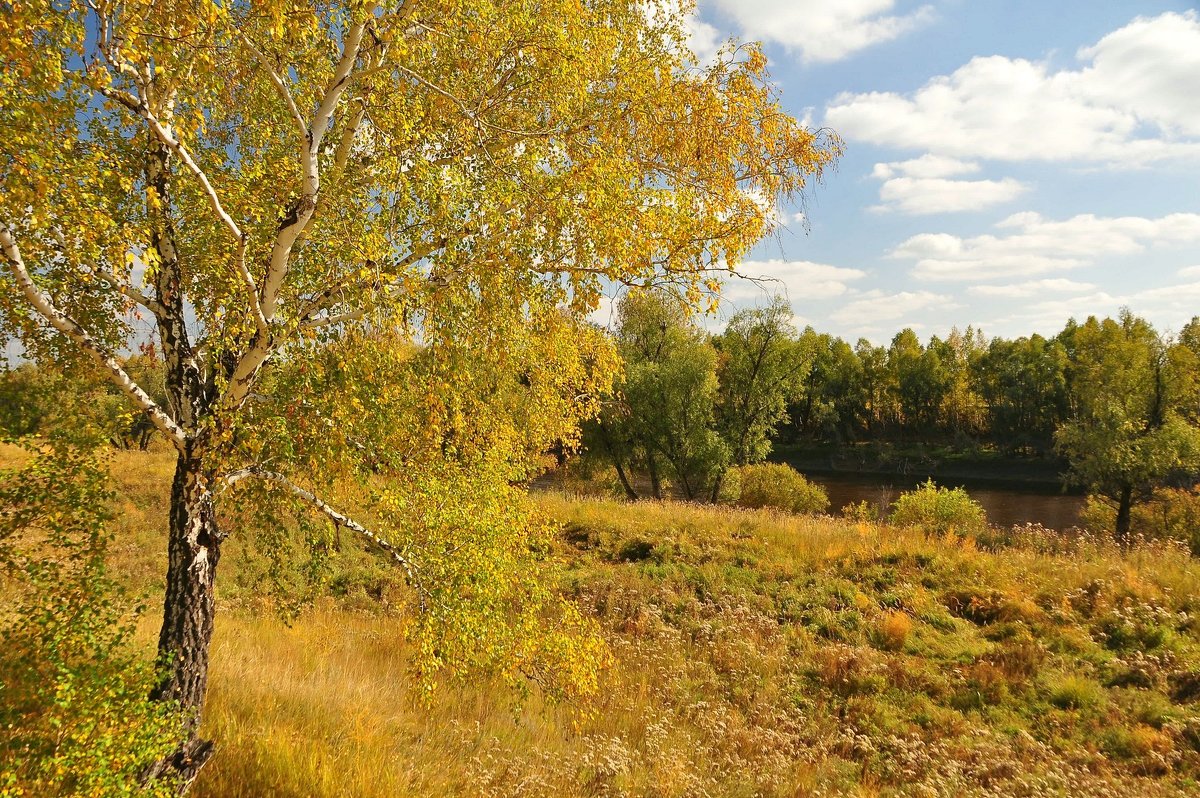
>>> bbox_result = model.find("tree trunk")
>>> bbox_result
[597,420,638,500]
[647,455,663,500]
[144,448,221,787]
[1115,485,1133,550]
[611,459,639,501]
[709,469,725,504]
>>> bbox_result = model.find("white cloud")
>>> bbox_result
[995,278,1200,336]
[967,278,1097,298]
[725,259,867,302]
[830,289,954,324]
[685,14,723,65]
[708,0,934,63]
[876,176,1027,215]
[825,11,1200,165]
[870,156,1027,214]
[1179,265,1200,279]
[1074,13,1200,138]
[587,293,618,329]
[872,155,980,180]
[894,212,1200,281]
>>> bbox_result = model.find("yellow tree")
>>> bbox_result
[0,0,838,783]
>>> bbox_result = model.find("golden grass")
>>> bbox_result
[9,449,1200,797]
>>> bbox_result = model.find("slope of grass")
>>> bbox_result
[10,448,1200,797]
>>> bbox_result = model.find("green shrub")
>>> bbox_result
[842,500,880,523]
[730,463,829,515]
[888,479,987,534]
[1047,674,1105,711]
[0,439,184,796]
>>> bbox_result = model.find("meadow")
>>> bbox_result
[35,448,1200,796]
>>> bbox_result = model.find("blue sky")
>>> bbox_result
[680,1,1200,343]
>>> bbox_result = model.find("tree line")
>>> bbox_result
[583,290,1200,544]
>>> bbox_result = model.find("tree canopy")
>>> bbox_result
[0,0,839,783]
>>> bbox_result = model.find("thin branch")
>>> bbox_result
[235,31,307,137]
[223,467,425,605]
[0,222,187,450]
[93,271,169,317]
[299,307,368,330]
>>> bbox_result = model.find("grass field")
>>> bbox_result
[15,447,1200,797]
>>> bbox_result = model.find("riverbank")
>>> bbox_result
[772,442,1076,492]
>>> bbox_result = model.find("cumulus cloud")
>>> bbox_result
[1179,265,1200,279]
[724,259,867,302]
[825,11,1200,165]
[893,211,1200,281]
[830,289,954,324]
[708,0,934,63]
[870,156,1027,214]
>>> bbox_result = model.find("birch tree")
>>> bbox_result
[0,0,838,783]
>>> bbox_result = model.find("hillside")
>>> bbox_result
[33,450,1200,796]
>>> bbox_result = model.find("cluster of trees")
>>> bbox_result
[585,293,811,502]
[1,348,166,449]
[585,299,1200,544]
[792,327,1064,452]
[788,315,1200,463]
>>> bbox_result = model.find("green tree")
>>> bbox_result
[929,326,987,440]
[590,290,727,500]
[974,334,1069,455]
[886,328,947,435]
[709,298,813,500]
[1055,312,1200,546]
[855,338,890,436]
[790,330,866,442]
[1,0,838,783]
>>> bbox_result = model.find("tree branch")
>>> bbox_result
[0,222,187,450]
[87,78,269,337]
[93,271,169,318]
[223,466,425,603]
[235,31,308,139]
[299,307,368,330]
[223,10,377,412]
[259,10,375,317]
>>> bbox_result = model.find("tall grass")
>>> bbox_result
[6,448,1200,797]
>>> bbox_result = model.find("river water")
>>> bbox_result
[806,472,1085,531]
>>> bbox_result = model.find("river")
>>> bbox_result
[805,472,1085,531]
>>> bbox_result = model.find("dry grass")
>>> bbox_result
[8,449,1200,797]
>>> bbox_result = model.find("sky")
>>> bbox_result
[647,0,1200,344]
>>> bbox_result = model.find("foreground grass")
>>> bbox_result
[16,448,1200,797]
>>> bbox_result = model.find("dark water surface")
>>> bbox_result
[806,472,1085,531]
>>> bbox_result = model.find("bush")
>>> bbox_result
[1048,674,1105,711]
[730,463,829,515]
[842,500,880,524]
[0,439,184,796]
[888,479,987,535]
